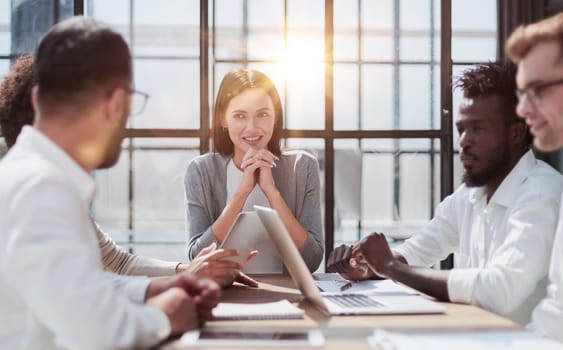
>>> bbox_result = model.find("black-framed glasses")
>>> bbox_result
[123,86,150,116]
[515,78,563,106]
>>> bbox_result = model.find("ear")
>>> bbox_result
[105,88,127,125]
[31,86,40,118]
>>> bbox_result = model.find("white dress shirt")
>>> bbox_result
[394,150,563,325]
[0,127,170,350]
[528,191,563,342]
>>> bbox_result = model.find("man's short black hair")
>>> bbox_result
[0,54,35,148]
[35,16,131,115]
[454,60,533,146]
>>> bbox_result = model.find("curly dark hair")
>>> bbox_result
[0,54,35,148]
[454,60,533,146]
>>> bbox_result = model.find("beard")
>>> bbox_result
[98,107,128,169]
[462,145,510,188]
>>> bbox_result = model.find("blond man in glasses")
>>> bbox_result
[507,12,563,343]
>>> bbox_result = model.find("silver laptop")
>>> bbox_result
[254,205,445,316]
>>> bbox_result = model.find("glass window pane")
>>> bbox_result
[399,142,436,222]
[92,150,130,234]
[340,139,439,244]
[400,0,430,62]
[133,0,199,56]
[333,140,361,243]
[400,64,431,129]
[133,140,200,234]
[283,138,324,154]
[361,0,393,61]
[334,64,359,130]
[133,137,199,148]
[285,60,324,129]
[247,0,284,60]
[285,0,324,129]
[86,0,131,42]
[361,64,393,129]
[452,0,497,62]
[334,0,358,61]
[132,59,199,129]
[129,243,187,262]
[0,0,10,55]
[214,0,244,60]
[362,151,394,222]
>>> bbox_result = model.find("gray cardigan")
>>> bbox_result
[184,151,324,272]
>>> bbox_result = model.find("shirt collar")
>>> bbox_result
[18,126,96,205]
[468,149,536,208]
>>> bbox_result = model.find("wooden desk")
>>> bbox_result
[162,274,519,350]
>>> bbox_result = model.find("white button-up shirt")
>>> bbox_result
[394,150,563,325]
[529,191,563,342]
[0,127,170,350]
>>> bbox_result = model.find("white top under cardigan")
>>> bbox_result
[226,159,283,273]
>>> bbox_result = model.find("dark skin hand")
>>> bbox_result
[352,232,450,301]
[327,243,407,281]
[326,244,375,280]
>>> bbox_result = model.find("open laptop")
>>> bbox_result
[254,205,445,316]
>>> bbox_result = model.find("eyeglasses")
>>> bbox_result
[515,77,563,106]
[122,86,150,116]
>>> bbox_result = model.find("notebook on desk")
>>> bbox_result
[254,205,445,316]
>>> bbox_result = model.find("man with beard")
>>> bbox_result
[0,17,220,350]
[327,61,563,325]
[507,12,563,342]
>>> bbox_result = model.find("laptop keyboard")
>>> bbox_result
[325,294,386,308]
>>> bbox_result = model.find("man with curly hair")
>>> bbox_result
[328,61,563,325]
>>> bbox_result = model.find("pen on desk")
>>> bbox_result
[340,281,353,291]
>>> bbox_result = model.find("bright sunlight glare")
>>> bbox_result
[278,37,325,83]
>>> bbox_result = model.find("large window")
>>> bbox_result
[0,0,497,266]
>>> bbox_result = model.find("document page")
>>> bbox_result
[212,299,304,320]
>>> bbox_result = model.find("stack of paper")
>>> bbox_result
[212,299,305,320]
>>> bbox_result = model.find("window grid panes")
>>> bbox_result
[1,0,497,266]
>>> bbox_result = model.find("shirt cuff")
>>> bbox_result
[124,276,153,303]
[145,304,172,342]
[393,245,416,266]
[447,268,480,304]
